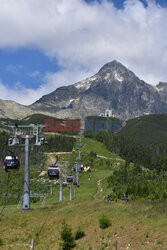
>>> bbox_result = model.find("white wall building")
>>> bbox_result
[105,109,112,117]
[99,109,113,117]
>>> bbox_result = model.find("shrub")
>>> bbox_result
[60,220,76,249]
[99,215,111,229]
[74,228,85,240]
[156,239,163,245]
[0,237,3,246]
[89,151,97,158]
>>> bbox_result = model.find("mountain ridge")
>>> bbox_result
[0,60,167,120]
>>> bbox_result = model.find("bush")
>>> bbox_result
[60,220,76,249]
[89,151,97,158]
[99,215,111,229]
[74,228,85,240]
[0,237,3,246]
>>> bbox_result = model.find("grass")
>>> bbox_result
[0,200,166,249]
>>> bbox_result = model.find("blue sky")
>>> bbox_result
[0,48,60,89]
[0,0,167,104]
[85,0,167,8]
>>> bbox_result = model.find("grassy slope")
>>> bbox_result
[0,137,167,249]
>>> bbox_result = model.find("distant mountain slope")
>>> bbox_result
[0,99,59,120]
[0,99,34,119]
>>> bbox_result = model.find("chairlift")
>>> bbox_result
[40,137,48,145]
[47,166,60,179]
[121,192,130,202]
[80,164,84,171]
[40,137,45,145]
[63,182,67,187]
[8,137,19,146]
[107,194,112,201]
[4,155,20,172]
[8,138,13,145]
[67,175,73,183]
[73,180,78,185]
[36,137,48,146]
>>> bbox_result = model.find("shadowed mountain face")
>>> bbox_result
[30,60,167,120]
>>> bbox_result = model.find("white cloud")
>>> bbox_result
[0,0,167,104]
[0,80,43,105]
[0,67,93,105]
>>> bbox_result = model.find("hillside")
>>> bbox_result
[119,114,167,145]
[0,133,167,249]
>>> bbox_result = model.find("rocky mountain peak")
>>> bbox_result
[97,60,136,83]
[98,60,123,72]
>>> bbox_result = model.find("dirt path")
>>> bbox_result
[93,179,103,200]
[44,153,57,167]
[45,152,72,155]
[93,170,114,200]
[97,154,124,162]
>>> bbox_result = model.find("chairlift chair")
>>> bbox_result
[8,137,19,146]
[67,175,73,183]
[47,166,60,179]
[80,164,84,171]
[4,155,20,172]
[121,192,130,202]
[63,182,67,187]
